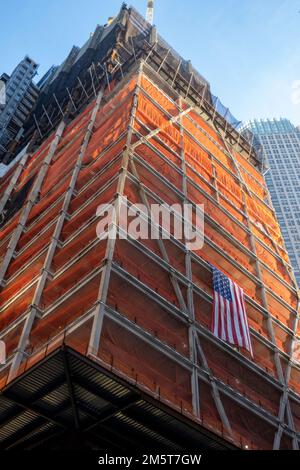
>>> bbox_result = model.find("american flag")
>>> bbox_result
[211,266,253,356]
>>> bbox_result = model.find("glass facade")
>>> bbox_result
[0,56,39,157]
[246,118,300,286]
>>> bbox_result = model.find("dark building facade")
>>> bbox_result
[0,56,39,162]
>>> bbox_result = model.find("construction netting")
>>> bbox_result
[0,67,299,450]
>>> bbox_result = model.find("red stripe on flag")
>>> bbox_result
[212,272,253,356]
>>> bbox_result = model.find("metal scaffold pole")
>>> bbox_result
[88,64,143,357]
[8,88,105,381]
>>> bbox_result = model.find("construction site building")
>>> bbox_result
[0,5,299,451]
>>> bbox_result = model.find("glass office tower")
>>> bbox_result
[246,118,300,286]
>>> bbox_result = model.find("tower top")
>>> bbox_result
[146,0,154,25]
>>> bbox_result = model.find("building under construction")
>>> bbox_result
[0,5,299,451]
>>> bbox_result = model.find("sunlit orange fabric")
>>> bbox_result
[0,71,298,451]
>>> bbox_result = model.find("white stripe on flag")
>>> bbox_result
[212,270,253,356]
[234,283,253,355]
[229,281,244,348]
[225,298,234,345]
[219,294,226,341]
[213,291,219,337]
[233,283,248,347]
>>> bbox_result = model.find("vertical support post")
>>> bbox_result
[88,65,143,356]
[178,98,231,435]
[0,119,66,287]
[0,145,30,214]
[211,162,219,202]
[273,297,300,449]
[7,88,105,381]
[193,332,232,434]
[179,97,200,417]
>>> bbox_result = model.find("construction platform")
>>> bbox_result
[0,346,235,450]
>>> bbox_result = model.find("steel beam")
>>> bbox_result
[0,120,66,286]
[7,89,104,381]
[88,66,143,356]
[0,145,30,214]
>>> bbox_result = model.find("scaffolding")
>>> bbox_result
[0,7,300,451]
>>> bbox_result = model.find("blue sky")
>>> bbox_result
[0,0,299,125]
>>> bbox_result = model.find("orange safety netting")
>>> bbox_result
[98,316,193,414]
[0,70,299,451]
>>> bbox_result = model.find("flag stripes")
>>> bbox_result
[212,266,253,356]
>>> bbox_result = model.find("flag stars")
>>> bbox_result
[213,269,232,301]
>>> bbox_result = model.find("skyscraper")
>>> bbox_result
[0,56,39,162]
[245,118,300,286]
[0,5,299,451]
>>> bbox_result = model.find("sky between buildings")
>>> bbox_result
[0,0,299,125]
